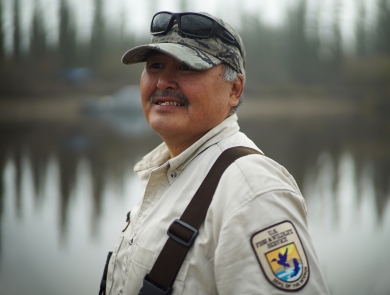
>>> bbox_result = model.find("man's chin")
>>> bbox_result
[149,120,183,136]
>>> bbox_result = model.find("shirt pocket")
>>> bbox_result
[130,243,190,295]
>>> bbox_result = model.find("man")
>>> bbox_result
[103,11,330,295]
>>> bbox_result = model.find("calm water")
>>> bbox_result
[0,100,389,295]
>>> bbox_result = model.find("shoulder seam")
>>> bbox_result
[222,160,301,222]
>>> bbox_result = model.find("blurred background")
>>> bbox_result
[0,0,389,294]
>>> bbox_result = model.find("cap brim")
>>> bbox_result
[121,43,222,70]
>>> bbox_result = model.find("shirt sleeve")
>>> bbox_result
[213,189,330,295]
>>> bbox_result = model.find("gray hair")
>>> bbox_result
[222,63,244,115]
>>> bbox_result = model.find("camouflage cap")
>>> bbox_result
[122,12,246,77]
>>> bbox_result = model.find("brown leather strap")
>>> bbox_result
[146,146,261,291]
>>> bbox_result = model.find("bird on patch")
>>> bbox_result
[271,248,290,268]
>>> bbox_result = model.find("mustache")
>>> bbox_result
[150,90,189,105]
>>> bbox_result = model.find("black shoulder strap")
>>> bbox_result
[139,146,262,295]
[98,251,113,295]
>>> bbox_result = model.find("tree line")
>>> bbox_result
[0,0,389,98]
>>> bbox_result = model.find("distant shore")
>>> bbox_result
[0,95,358,123]
[238,96,357,120]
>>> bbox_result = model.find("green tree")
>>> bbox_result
[284,0,322,83]
[376,0,390,54]
[241,15,287,85]
[13,0,21,60]
[59,0,76,66]
[90,0,105,64]
[0,0,4,59]
[355,0,367,56]
[30,1,46,58]
[328,5,343,77]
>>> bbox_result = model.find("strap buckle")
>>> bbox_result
[167,219,198,247]
[139,275,172,295]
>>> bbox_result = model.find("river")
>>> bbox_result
[0,96,389,295]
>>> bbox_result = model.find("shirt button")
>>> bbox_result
[129,238,133,246]
[171,172,177,178]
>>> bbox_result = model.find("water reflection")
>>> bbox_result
[0,108,389,294]
[304,151,390,295]
[1,151,143,295]
[0,118,160,238]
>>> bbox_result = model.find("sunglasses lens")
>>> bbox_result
[151,13,172,33]
[180,15,213,37]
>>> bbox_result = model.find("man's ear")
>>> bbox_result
[229,74,244,107]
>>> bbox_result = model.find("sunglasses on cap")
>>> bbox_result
[150,11,243,56]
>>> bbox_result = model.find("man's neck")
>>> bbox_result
[160,133,205,158]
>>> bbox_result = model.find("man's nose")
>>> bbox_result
[157,67,178,90]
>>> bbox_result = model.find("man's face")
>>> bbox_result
[140,53,241,155]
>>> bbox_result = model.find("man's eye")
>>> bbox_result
[147,62,163,69]
[179,64,191,71]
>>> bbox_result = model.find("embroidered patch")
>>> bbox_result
[251,221,309,292]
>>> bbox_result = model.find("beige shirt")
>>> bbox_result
[106,114,330,295]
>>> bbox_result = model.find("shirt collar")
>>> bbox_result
[134,114,240,178]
